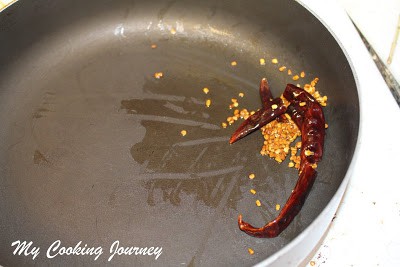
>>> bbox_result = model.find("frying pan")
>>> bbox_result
[0,0,359,266]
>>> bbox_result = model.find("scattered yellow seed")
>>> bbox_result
[170,28,176,34]
[180,130,187,136]
[151,44,157,49]
[154,72,163,79]
[221,122,228,128]
[205,99,211,107]
[250,189,256,195]
[299,102,306,107]
[271,104,278,110]
[311,163,318,169]
[310,261,316,266]
[238,92,244,97]
[259,58,266,65]
[292,75,300,81]
[271,58,278,64]
[233,102,239,107]
[288,69,292,75]
[276,204,281,211]
[248,173,255,179]
[231,61,237,66]
[304,150,315,156]
[203,87,209,94]
[248,248,255,255]
[288,162,295,168]
[279,66,287,72]
[325,123,328,129]
[255,200,261,207]
[300,71,305,78]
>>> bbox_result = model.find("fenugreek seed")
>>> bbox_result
[288,69,292,75]
[154,72,163,79]
[248,173,255,179]
[239,92,244,97]
[288,162,295,168]
[271,104,278,110]
[255,200,261,206]
[300,71,305,78]
[292,75,300,81]
[311,163,318,169]
[321,102,327,107]
[304,150,315,156]
[203,87,209,94]
[205,99,211,107]
[310,261,316,266]
[231,61,237,66]
[248,248,255,255]
[250,111,255,115]
[276,204,281,211]
[233,102,239,107]
[325,123,328,129]
[279,66,287,72]
[285,113,291,120]
[250,189,256,195]
[271,58,278,64]
[259,58,266,65]
[170,28,176,34]
[299,102,306,107]
[231,98,238,103]
[180,130,187,136]
[221,122,227,128]
[151,44,157,49]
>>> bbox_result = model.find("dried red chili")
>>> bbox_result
[234,82,326,238]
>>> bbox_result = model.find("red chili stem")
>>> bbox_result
[260,78,273,108]
[260,78,287,122]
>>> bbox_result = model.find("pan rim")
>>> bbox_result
[255,0,362,266]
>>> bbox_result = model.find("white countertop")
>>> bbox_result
[301,0,400,266]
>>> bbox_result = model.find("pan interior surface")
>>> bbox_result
[0,0,359,266]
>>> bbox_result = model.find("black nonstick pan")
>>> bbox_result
[0,0,359,266]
